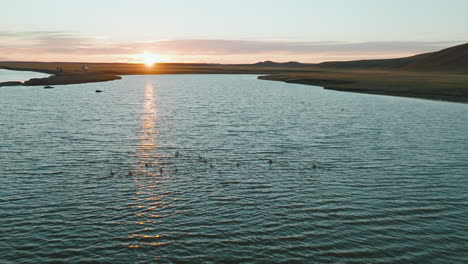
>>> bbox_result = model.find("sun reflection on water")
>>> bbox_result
[127,81,175,250]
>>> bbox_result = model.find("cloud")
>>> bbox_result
[146,39,461,55]
[0,30,465,63]
[0,30,72,39]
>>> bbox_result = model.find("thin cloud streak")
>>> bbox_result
[0,31,464,63]
[148,39,460,55]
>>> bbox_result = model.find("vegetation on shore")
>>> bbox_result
[259,70,468,103]
[258,43,468,103]
[23,72,122,86]
[0,62,314,87]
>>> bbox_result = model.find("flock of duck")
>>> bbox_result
[111,150,320,177]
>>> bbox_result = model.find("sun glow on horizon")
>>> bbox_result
[133,53,170,66]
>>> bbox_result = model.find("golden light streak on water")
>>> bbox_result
[127,81,175,250]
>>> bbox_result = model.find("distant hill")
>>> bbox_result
[251,61,315,67]
[402,43,468,71]
[317,53,431,70]
[247,43,468,72]
[318,43,468,72]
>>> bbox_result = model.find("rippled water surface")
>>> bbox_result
[1,74,467,263]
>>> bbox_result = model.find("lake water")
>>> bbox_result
[0,69,50,82]
[1,74,467,263]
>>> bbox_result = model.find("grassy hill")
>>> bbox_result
[402,43,468,72]
[317,53,431,70]
[317,43,468,73]
[258,43,468,103]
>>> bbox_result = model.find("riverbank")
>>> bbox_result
[0,62,314,87]
[1,62,467,103]
[259,70,468,103]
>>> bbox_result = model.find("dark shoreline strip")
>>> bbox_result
[258,75,468,104]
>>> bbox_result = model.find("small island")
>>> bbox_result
[22,72,122,86]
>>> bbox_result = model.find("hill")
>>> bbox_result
[251,61,315,67]
[318,53,431,70]
[318,43,468,72]
[402,43,468,71]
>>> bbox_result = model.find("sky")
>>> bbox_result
[0,0,467,63]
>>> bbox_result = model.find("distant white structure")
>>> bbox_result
[81,66,89,71]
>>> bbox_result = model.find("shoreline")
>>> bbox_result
[0,74,122,87]
[22,72,122,86]
[258,71,468,104]
[0,67,122,86]
[1,63,467,104]
[322,86,468,103]
[0,63,311,87]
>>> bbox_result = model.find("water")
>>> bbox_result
[1,74,467,263]
[0,69,50,82]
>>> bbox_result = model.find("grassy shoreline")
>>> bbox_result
[0,62,315,87]
[259,70,468,103]
[1,62,467,103]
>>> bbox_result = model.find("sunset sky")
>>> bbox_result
[1,0,467,63]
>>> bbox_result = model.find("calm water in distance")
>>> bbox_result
[1,74,467,263]
[0,69,49,82]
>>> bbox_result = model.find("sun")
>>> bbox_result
[143,56,157,66]
[133,53,169,66]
